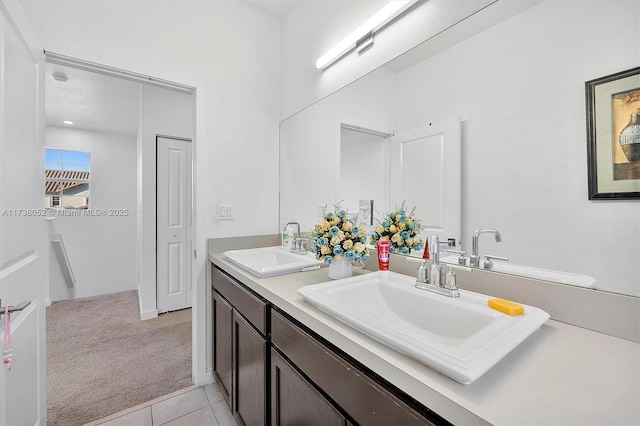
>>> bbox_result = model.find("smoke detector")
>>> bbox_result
[52,71,68,82]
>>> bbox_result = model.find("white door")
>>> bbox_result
[389,119,461,247]
[157,136,192,313]
[0,4,47,425]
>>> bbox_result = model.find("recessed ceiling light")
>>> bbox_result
[63,121,74,125]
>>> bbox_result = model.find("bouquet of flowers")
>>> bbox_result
[310,205,370,264]
[369,202,425,254]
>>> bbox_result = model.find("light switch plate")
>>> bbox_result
[217,203,233,220]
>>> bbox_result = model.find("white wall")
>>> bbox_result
[46,126,137,299]
[20,0,281,385]
[20,0,281,237]
[394,0,640,296]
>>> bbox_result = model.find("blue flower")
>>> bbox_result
[352,225,359,235]
[398,209,406,216]
[324,255,333,264]
[382,220,390,227]
[353,253,361,261]
[408,223,416,230]
[390,212,396,220]
[336,210,346,219]
[415,242,424,251]
[333,246,343,256]
[326,213,333,221]
[401,246,409,254]
[329,226,340,237]
[345,250,355,259]
[400,231,410,240]
[310,245,317,253]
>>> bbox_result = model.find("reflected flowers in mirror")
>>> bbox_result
[370,202,424,254]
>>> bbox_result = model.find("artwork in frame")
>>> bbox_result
[586,66,640,200]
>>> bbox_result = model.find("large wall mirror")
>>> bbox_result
[280,0,640,298]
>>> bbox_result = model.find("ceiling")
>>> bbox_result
[45,1,302,136]
[239,0,300,18]
[45,62,141,135]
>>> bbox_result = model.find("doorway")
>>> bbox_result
[44,54,196,419]
[339,124,391,224]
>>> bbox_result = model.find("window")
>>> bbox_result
[45,149,91,209]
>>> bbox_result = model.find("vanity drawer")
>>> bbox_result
[271,309,440,426]
[211,265,268,335]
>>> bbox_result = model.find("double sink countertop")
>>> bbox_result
[210,251,639,425]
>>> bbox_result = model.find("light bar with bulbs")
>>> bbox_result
[315,0,419,70]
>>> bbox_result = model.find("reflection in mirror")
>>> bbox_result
[340,125,389,225]
[280,0,639,297]
[339,121,463,247]
[389,120,461,248]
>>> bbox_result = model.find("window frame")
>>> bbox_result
[45,148,91,210]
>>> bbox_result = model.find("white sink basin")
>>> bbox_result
[298,271,549,384]
[440,255,597,288]
[224,246,325,278]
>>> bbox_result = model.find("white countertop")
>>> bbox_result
[210,253,640,425]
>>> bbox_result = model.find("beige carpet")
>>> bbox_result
[46,290,192,426]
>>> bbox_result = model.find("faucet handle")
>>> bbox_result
[445,269,458,291]
[483,254,509,270]
[446,249,466,265]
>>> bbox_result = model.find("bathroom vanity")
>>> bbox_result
[209,242,639,425]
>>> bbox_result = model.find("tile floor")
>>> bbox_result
[87,383,237,426]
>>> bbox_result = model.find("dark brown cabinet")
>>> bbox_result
[212,266,269,425]
[212,263,447,426]
[271,348,345,426]
[213,291,233,404]
[271,310,442,426]
[234,311,267,425]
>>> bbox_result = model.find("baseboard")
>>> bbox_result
[137,280,158,320]
[140,309,158,321]
[194,370,214,388]
[138,292,158,320]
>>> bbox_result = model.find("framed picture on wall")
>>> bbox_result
[586,66,640,200]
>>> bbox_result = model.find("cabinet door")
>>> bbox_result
[272,349,345,426]
[272,311,440,425]
[234,311,267,425]
[213,291,233,403]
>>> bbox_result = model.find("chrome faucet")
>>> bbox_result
[283,221,300,240]
[284,221,308,254]
[469,229,502,268]
[415,235,459,298]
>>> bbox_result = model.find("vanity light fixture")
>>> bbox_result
[315,0,419,70]
[63,121,74,125]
